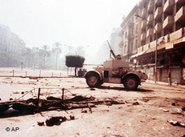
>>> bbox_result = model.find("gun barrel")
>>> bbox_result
[106,40,116,58]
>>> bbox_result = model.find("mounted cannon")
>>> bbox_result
[85,41,148,90]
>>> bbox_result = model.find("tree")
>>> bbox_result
[65,55,85,76]
[42,45,50,69]
[75,46,85,56]
[22,47,33,68]
[52,42,62,70]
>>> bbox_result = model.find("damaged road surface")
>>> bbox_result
[0,77,185,137]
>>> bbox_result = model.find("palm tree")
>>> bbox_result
[39,45,50,69]
[52,42,62,70]
[43,45,50,68]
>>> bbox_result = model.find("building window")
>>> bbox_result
[136,24,138,34]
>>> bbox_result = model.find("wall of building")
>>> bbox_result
[120,5,140,60]
[120,0,185,84]
[0,25,26,67]
[109,28,122,55]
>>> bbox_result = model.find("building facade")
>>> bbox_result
[0,25,26,67]
[120,0,185,84]
[109,28,122,55]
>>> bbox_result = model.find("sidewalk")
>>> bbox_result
[145,80,185,89]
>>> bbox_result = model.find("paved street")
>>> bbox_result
[0,76,184,137]
[0,0,185,136]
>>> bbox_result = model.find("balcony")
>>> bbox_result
[155,0,162,7]
[154,7,163,19]
[176,0,185,5]
[169,28,184,41]
[155,23,162,33]
[148,1,154,13]
[141,21,147,30]
[143,44,149,51]
[175,6,185,22]
[141,33,146,41]
[147,14,154,26]
[164,0,175,13]
[163,16,174,29]
[138,46,143,52]
[141,8,147,18]
[147,28,154,37]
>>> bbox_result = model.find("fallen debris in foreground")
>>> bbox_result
[0,95,125,118]
[168,120,185,128]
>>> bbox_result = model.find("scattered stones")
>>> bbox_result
[38,116,68,127]
[160,108,169,112]
[81,110,88,113]
[37,121,44,126]
[168,120,185,127]
[105,101,112,106]
[70,115,75,120]
[171,108,183,115]
[142,98,150,102]
[132,102,140,105]
[172,103,176,106]
[118,106,123,109]
[46,117,62,126]
[61,116,67,122]
[140,120,145,123]
[13,91,20,94]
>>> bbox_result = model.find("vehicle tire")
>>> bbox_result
[99,80,104,86]
[86,74,100,88]
[123,75,139,90]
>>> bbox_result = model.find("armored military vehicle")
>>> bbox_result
[84,41,148,90]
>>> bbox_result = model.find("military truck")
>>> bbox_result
[84,41,148,90]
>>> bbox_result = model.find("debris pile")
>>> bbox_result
[44,116,71,126]
[37,115,76,127]
[0,94,124,118]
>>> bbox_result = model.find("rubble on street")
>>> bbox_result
[0,75,185,137]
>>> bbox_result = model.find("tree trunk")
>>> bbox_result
[75,67,77,77]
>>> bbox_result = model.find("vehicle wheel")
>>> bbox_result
[99,80,104,86]
[123,75,139,90]
[86,74,100,88]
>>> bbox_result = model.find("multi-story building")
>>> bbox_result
[120,0,185,84]
[109,28,122,54]
[120,5,142,60]
[0,25,26,67]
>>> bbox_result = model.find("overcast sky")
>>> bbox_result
[0,0,139,48]
[0,0,139,63]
